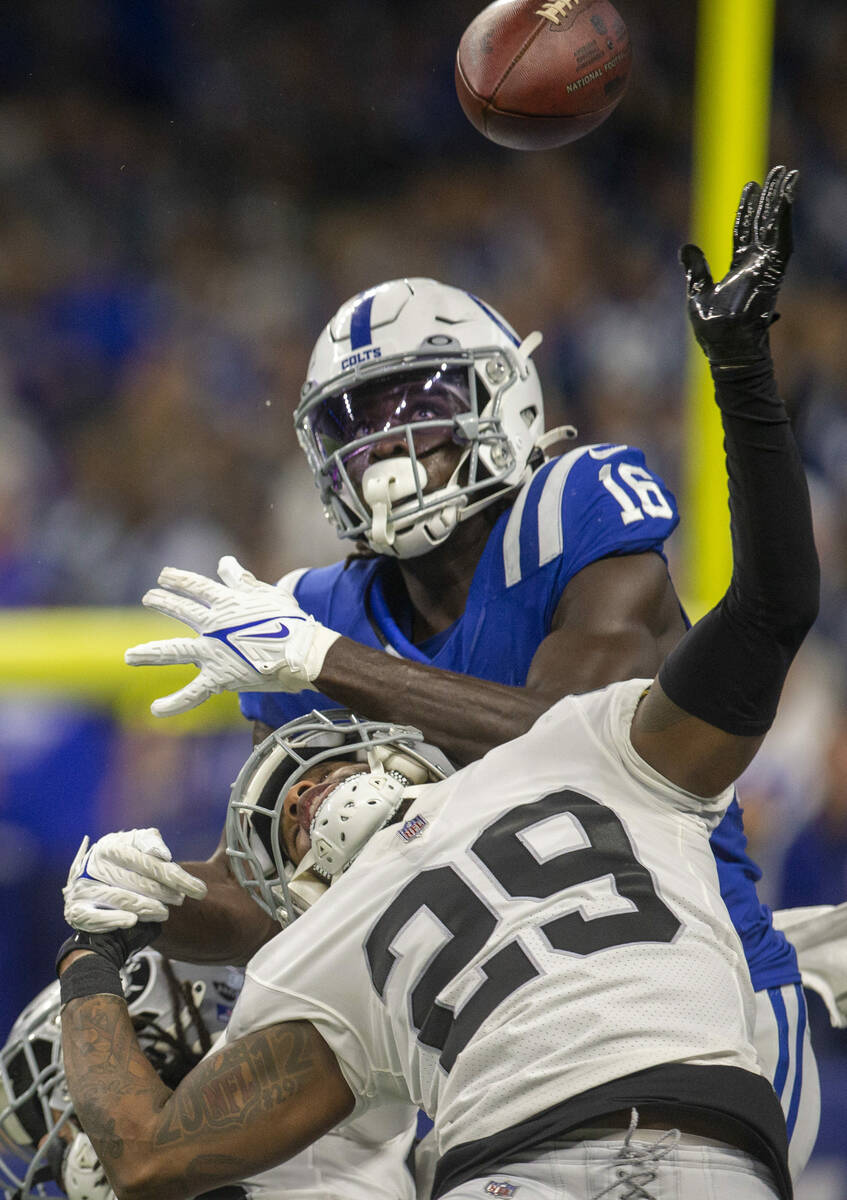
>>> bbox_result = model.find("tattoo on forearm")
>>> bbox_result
[62,995,168,1160]
[155,1023,317,1144]
[63,992,333,1193]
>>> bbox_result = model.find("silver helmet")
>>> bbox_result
[226,708,452,927]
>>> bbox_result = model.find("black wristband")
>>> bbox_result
[60,953,123,1006]
[56,921,161,977]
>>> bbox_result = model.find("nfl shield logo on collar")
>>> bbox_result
[484,1183,518,1197]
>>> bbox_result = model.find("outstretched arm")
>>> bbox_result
[136,546,685,769]
[632,166,820,796]
[59,948,353,1200]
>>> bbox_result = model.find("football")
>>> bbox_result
[455,0,632,151]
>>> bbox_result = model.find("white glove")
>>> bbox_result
[63,829,208,932]
[62,1131,116,1200]
[772,902,847,1028]
[124,555,341,717]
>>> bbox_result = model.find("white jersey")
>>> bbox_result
[227,679,761,1164]
[240,1113,415,1200]
[202,997,417,1199]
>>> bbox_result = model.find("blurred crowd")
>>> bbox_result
[1,3,846,606]
[1,0,847,1106]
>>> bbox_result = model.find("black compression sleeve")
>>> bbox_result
[658,355,819,735]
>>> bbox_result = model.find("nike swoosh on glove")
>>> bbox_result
[124,555,341,716]
[64,829,208,931]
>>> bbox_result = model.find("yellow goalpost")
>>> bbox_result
[683,0,777,615]
[0,608,240,729]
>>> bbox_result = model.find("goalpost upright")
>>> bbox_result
[684,0,777,614]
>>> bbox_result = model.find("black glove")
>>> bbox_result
[680,164,798,368]
[56,920,161,975]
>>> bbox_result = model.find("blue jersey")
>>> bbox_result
[241,444,799,991]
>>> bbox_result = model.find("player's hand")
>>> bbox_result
[124,555,341,716]
[63,829,208,931]
[680,164,798,367]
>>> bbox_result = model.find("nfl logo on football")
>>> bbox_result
[484,1183,518,1198]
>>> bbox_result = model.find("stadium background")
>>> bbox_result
[0,2,845,1193]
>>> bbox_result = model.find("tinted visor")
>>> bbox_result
[308,366,472,480]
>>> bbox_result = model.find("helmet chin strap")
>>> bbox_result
[368,745,430,784]
[284,850,329,921]
[362,458,428,554]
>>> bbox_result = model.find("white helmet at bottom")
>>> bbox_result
[0,949,229,1200]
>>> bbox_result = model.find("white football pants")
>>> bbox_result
[439,1128,781,1200]
[432,982,818,1199]
[753,981,820,1180]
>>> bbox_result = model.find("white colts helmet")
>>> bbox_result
[295,278,546,557]
[226,709,452,926]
